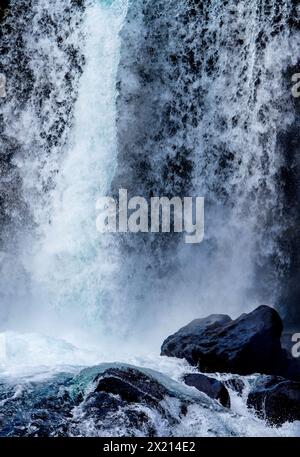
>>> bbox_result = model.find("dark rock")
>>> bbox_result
[161,306,285,376]
[161,313,232,365]
[183,373,230,408]
[224,376,245,396]
[0,1,9,21]
[247,376,300,425]
[94,367,169,406]
[80,366,207,436]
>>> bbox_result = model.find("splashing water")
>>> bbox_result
[1,0,129,344]
[0,0,299,437]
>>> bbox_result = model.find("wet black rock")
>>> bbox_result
[183,373,230,408]
[247,376,300,426]
[161,306,285,376]
[224,376,245,396]
[94,367,170,408]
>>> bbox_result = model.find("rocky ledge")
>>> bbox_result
[161,305,300,425]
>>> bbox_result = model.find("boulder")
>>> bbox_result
[183,373,230,408]
[281,332,300,381]
[161,306,285,375]
[80,366,218,435]
[247,376,300,425]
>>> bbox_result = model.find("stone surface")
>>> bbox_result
[183,373,230,408]
[247,375,300,425]
[161,306,285,375]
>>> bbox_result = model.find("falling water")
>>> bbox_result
[0,0,299,438]
[113,0,300,336]
[0,0,299,345]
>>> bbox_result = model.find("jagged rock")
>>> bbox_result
[247,376,300,425]
[94,367,169,406]
[161,306,285,375]
[0,1,9,21]
[183,373,230,408]
[224,376,245,396]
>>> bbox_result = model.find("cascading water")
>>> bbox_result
[0,0,85,328]
[0,0,129,343]
[28,0,129,342]
[113,0,300,336]
[0,0,299,437]
[0,0,299,346]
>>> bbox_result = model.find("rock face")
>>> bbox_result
[247,376,300,425]
[161,306,285,375]
[0,1,9,20]
[183,373,230,408]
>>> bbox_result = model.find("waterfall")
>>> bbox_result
[28,0,128,343]
[0,0,299,439]
[0,0,85,328]
[113,0,300,336]
[0,0,299,348]
[0,0,129,343]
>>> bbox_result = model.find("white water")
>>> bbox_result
[1,0,129,345]
[27,0,128,343]
[0,331,299,437]
[0,0,299,436]
[0,0,298,347]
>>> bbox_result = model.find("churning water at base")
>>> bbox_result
[0,0,299,345]
[0,335,299,437]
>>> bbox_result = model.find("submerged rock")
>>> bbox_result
[0,364,223,437]
[183,373,230,408]
[161,306,285,376]
[247,376,300,426]
[0,362,298,436]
